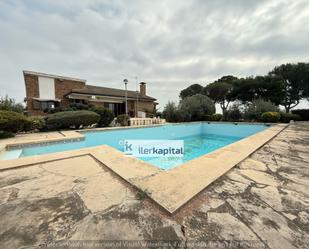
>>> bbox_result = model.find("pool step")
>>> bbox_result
[0,149,22,160]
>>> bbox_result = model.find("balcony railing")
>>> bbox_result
[129,117,166,126]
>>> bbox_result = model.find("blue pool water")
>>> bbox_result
[2,123,268,169]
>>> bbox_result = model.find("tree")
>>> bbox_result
[269,63,309,112]
[244,99,279,120]
[226,103,243,121]
[0,95,24,113]
[230,76,284,105]
[162,101,183,122]
[179,84,204,99]
[179,94,215,121]
[204,75,237,119]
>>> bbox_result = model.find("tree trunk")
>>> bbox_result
[221,106,227,121]
[221,101,229,121]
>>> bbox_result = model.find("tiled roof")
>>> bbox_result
[67,85,156,101]
[23,70,86,82]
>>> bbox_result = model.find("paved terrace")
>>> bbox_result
[0,122,308,248]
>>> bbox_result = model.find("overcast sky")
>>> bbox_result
[1,0,309,111]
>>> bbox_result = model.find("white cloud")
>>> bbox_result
[0,0,309,110]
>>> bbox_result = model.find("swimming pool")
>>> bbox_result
[1,123,268,169]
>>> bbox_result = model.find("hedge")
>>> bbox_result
[291,109,309,121]
[45,111,100,130]
[89,106,114,127]
[280,113,301,123]
[210,113,223,121]
[260,112,281,123]
[0,131,15,139]
[0,110,31,133]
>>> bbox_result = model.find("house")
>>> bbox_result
[23,71,157,117]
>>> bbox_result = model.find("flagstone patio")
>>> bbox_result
[0,122,308,248]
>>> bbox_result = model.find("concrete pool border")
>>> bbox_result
[0,123,287,214]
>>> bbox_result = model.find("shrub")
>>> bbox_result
[69,102,93,110]
[202,115,211,121]
[280,113,301,123]
[0,110,31,133]
[0,131,15,139]
[260,112,281,123]
[155,111,162,118]
[291,109,309,121]
[116,114,130,126]
[45,106,71,114]
[210,113,223,121]
[162,102,183,122]
[0,95,24,113]
[45,103,95,114]
[244,99,279,121]
[45,111,100,130]
[89,106,114,127]
[226,104,243,121]
[26,116,46,131]
[179,94,215,121]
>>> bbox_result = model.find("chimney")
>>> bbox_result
[140,82,146,96]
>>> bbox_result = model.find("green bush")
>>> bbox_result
[244,99,279,121]
[116,114,130,126]
[226,104,243,121]
[45,111,100,130]
[280,113,301,123]
[0,131,15,139]
[89,106,114,127]
[45,106,71,114]
[0,110,31,133]
[0,95,24,113]
[260,112,281,123]
[162,102,183,122]
[69,102,93,110]
[291,109,309,121]
[179,94,215,122]
[26,116,46,131]
[210,113,223,121]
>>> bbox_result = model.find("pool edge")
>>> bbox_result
[0,123,288,216]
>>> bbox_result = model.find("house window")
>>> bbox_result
[73,99,87,104]
[38,77,55,99]
[33,100,59,111]
[40,101,56,110]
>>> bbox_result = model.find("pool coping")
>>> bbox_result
[1,124,171,150]
[0,123,287,214]
[1,131,84,150]
[2,121,272,149]
[0,122,266,150]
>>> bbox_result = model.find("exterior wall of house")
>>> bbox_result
[24,73,86,115]
[137,100,156,116]
[54,79,85,107]
[24,72,156,117]
[24,74,42,115]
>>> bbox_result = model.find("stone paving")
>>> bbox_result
[0,130,83,153]
[0,122,308,248]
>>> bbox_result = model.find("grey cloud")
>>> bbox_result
[0,0,309,110]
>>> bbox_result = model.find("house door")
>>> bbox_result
[114,103,125,116]
[104,103,125,116]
